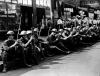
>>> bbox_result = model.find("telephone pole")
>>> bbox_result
[32,0,37,28]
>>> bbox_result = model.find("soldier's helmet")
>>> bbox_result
[33,28,38,32]
[27,30,32,35]
[67,28,71,31]
[58,29,63,32]
[51,28,57,32]
[20,31,27,35]
[7,31,14,35]
[64,28,68,30]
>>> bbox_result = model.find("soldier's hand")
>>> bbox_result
[15,40,19,45]
[30,36,33,40]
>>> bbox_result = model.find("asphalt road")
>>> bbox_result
[0,42,100,76]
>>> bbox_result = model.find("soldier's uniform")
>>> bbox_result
[1,31,17,73]
[33,28,46,60]
[26,30,38,65]
[47,28,68,54]
[17,31,33,67]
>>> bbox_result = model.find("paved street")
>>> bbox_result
[0,42,100,76]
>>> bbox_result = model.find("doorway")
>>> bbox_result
[20,6,33,30]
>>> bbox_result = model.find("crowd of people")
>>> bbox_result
[1,14,100,73]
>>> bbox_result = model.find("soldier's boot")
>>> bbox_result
[3,64,7,73]
[58,42,70,53]
[2,51,7,73]
[32,53,38,65]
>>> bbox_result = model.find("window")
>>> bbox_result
[0,2,7,31]
[5,0,11,2]
[0,0,4,1]
[7,4,19,31]
[47,0,50,7]
[43,0,47,6]
[36,0,40,5]
[23,0,27,5]
[12,0,17,3]
[28,0,32,6]
[40,0,43,6]
[18,0,22,4]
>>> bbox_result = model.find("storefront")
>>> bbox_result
[0,0,51,32]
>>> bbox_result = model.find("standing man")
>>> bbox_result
[57,17,63,29]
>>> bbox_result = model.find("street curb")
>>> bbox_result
[0,62,3,72]
[0,56,2,61]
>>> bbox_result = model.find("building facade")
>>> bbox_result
[0,0,51,31]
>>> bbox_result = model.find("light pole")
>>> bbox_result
[32,0,37,28]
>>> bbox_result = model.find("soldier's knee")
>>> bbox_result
[2,51,7,58]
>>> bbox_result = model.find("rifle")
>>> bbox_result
[17,14,22,40]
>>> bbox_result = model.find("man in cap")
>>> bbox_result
[57,17,63,29]
[1,31,18,72]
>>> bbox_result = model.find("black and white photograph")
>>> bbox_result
[0,0,100,76]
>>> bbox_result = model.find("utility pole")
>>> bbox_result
[50,0,55,27]
[32,0,37,28]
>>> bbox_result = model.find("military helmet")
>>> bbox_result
[26,30,32,34]
[64,28,68,30]
[33,28,38,32]
[20,30,27,35]
[67,28,71,31]
[7,31,14,35]
[58,29,63,32]
[51,28,57,32]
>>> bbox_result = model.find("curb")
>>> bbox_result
[0,62,3,72]
[0,56,2,61]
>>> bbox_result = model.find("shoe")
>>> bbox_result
[24,63,32,67]
[2,68,7,73]
[67,51,70,54]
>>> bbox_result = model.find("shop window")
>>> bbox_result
[0,2,7,31]
[7,4,20,31]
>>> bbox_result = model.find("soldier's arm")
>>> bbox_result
[62,32,68,38]
[9,40,18,49]
[73,32,79,37]
[24,36,33,47]
[2,40,9,51]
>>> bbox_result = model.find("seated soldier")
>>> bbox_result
[32,28,54,57]
[1,31,18,73]
[57,29,70,53]
[33,28,46,60]
[26,30,38,65]
[18,30,33,67]
[61,27,79,51]
[47,28,68,54]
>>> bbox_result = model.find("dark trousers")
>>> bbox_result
[56,24,63,30]
[50,40,69,52]
[1,47,16,68]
